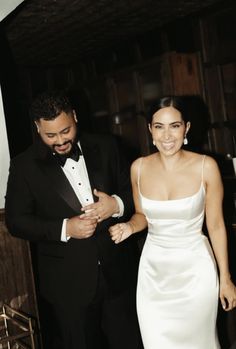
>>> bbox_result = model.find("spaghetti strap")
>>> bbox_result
[137,157,143,193]
[201,155,206,183]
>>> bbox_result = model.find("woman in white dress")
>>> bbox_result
[109,96,236,349]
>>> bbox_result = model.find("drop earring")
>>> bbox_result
[153,140,156,146]
[183,135,188,145]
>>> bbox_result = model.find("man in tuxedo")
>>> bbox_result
[5,91,142,349]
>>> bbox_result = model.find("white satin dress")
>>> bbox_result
[136,156,220,349]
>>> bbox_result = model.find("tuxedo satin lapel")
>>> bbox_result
[37,155,82,214]
[80,141,106,201]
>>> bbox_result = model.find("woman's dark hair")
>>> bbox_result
[30,90,73,121]
[147,96,189,124]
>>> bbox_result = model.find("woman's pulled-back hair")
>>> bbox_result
[147,96,189,124]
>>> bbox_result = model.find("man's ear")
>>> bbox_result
[73,110,78,122]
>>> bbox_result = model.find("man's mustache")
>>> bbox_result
[52,140,72,149]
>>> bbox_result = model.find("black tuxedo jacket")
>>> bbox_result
[5,133,137,307]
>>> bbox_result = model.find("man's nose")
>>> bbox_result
[56,134,64,145]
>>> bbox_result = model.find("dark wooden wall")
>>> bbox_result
[11,2,236,160]
[0,209,41,347]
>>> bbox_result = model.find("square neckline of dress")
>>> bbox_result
[137,155,206,203]
[138,181,205,203]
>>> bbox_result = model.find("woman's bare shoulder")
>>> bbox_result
[204,155,221,178]
[131,157,142,169]
[131,154,155,174]
[184,151,217,167]
[132,154,154,167]
[185,152,221,183]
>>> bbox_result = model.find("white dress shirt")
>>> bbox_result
[59,146,124,241]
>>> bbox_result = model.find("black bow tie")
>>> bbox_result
[54,143,82,167]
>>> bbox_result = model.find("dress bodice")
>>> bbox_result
[138,157,206,248]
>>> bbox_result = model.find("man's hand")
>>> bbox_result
[66,215,97,239]
[80,189,119,222]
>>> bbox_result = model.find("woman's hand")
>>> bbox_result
[109,222,134,244]
[81,189,119,223]
[220,279,236,311]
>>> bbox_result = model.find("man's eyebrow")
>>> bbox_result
[45,126,71,134]
[59,126,71,132]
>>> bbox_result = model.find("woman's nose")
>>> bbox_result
[163,129,170,139]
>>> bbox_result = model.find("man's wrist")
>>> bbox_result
[111,195,124,217]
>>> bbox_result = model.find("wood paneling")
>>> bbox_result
[0,209,41,347]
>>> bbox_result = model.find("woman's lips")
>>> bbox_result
[161,142,175,150]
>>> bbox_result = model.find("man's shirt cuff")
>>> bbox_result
[112,195,124,218]
[61,218,70,242]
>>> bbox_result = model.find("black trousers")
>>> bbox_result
[40,267,143,349]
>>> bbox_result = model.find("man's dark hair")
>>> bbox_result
[31,90,73,121]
